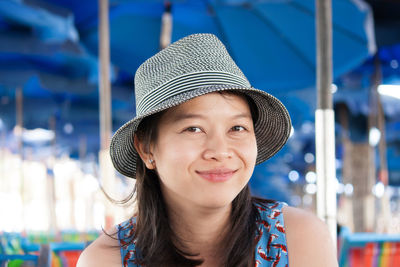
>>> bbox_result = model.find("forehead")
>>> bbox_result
[160,92,252,121]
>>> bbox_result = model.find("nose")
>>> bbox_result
[202,130,233,161]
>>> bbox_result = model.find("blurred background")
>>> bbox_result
[1,0,400,266]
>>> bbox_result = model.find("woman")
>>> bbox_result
[78,34,338,267]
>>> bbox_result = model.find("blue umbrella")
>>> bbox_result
[0,9,100,156]
[77,0,375,92]
[0,0,78,43]
[0,2,101,93]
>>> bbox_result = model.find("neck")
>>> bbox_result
[166,200,232,260]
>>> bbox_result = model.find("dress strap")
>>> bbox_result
[254,201,289,266]
[117,218,139,267]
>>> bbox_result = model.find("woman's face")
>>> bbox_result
[150,92,257,210]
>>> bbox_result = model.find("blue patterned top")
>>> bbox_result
[117,201,289,266]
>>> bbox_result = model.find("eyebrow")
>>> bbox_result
[170,112,252,122]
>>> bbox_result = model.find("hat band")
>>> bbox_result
[137,71,250,115]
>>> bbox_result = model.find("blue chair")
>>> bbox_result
[338,227,400,267]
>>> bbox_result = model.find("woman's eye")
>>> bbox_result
[231,125,246,132]
[185,127,202,133]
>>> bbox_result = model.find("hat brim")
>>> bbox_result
[110,85,291,178]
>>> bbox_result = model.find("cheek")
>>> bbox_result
[154,138,200,169]
[238,136,258,164]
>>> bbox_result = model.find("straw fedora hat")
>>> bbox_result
[110,33,291,178]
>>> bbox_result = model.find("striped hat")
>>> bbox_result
[110,33,291,178]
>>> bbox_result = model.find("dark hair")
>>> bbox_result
[119,91,272,266]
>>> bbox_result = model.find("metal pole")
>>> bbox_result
[160,1,172,50]
[371,56,391,233]
[99,0,115,229]
[47,116,58,232]
[16,87,25,230]
[99,0,112,150]
[315,0,337,247]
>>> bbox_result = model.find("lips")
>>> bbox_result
[195,168,237,182]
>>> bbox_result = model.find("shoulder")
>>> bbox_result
[77,230,122,267]
[282,206,338,267]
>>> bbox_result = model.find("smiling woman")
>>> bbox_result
[77,34,338,267]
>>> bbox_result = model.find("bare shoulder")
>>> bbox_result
[283,206,338,267]
[77,230,121,267]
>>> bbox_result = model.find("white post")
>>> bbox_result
[315,0,337,247]
[315,110,337,244]
[98,0,115,229]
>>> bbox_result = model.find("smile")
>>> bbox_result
[195,168,237,182]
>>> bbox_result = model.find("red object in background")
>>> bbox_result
[378,169,389,186]
[60,250,82,267]
[364,243,376,267]
[392,243,400,267]
[350,247,363,267]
